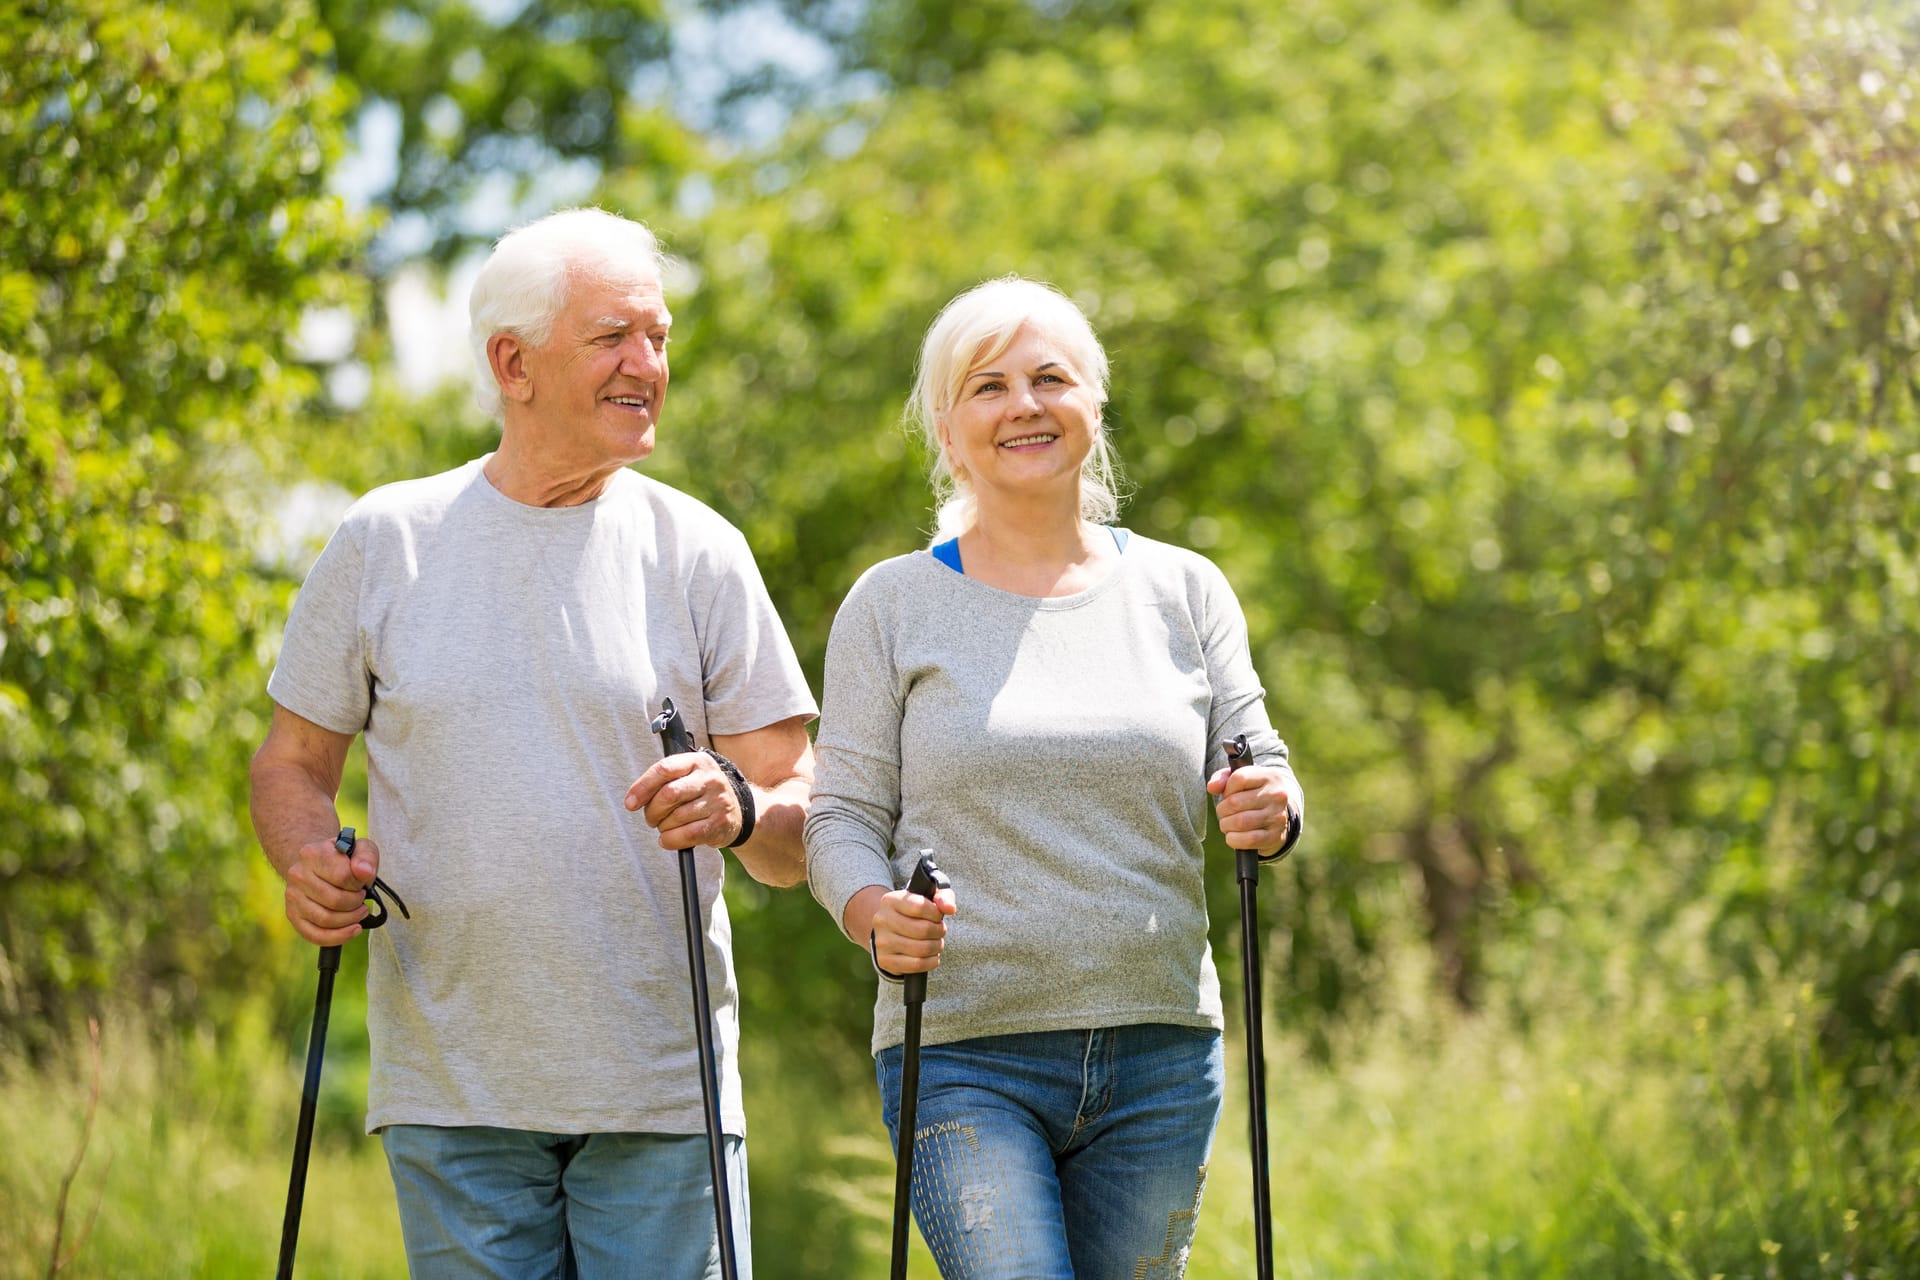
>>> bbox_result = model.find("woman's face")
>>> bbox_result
[939,322,1101,512]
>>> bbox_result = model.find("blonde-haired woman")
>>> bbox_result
[805,277,1303,1278]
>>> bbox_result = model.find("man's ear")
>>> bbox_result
[488,331,534,404]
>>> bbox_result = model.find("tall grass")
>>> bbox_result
[0,998,399,1279]
[3,979,1913,1278]
[1189,980,1920,1279]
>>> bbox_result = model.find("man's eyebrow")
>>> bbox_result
[592,312,673,329]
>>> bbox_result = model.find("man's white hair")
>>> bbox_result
[467,208,666,417]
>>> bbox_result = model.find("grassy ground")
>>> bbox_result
[3,983,1914,1278]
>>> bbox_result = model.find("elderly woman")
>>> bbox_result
[804,277,1302,1279]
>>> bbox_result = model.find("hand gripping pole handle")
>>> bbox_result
[900,852,951,1008]
[1225,734,1302,880]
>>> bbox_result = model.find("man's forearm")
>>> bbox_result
[249,758,344,882]
[731,774,810,888]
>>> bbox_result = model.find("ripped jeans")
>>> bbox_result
[876,1024,1224,1280]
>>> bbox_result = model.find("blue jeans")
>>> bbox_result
[381,1125,751,1280]
[876,1024,1225,1280]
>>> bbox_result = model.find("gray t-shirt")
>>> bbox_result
[268,458,816,1136]
[805,533,1295,1056]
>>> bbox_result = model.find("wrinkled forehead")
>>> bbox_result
[563,267,671,327]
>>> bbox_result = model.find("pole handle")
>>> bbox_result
[899,852,951,1006]
[651,696,698,757]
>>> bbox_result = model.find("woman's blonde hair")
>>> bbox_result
[907,276,1125,540]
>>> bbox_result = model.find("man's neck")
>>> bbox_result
[483,436,622,508]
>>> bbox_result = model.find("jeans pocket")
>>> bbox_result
[875,1046,901,1134]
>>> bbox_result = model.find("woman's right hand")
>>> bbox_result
[845,881,959,975]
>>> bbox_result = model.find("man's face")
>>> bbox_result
[518,271,673,467]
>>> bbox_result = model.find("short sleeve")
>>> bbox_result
[691,525,818,737]
[267,517,373,735]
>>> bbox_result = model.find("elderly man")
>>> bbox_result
[250,208,814,1277]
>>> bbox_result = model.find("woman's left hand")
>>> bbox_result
[1206,764,1302,858]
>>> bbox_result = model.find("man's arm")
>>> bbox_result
[627,714,815,888]
[249,703,380,944]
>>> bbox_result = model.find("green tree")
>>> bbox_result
[1581,14,1920,1043]
[314,0,677,261]
[0,0,361,1048]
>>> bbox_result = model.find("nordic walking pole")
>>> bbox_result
[888,851,951,1280]
[649,697,740,1280]
[278,827,408,1280]
[1223,734,1299,1280]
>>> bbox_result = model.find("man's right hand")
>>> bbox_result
[283,833,381,946]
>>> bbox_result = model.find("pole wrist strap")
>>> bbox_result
[870,931,906,985]
[702,749,756,849]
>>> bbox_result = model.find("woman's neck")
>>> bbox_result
[958,495,1116,598]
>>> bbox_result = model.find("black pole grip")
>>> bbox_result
[1224,737,1261,887]
[651,696,698,758]
[900,853,951,1007]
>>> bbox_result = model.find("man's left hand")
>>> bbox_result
[628,753,744,851]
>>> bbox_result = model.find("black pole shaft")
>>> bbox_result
[679,846,740,1280]
[891,980,926,1280]
[278,944,340,1280]
[1237,849,1274,1280]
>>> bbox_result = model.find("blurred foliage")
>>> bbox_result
[313,0,688,262]
[0,0,361,1051]
[606,0,1917,1065]
[1577,10,1920,1050]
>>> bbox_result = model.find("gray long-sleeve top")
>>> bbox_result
[805,532,1296,1056]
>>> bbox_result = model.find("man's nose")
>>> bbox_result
[620,336,664,377]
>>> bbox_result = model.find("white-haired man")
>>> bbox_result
[250,208,814,1277]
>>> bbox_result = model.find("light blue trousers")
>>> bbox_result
[381,1125,751,1280]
